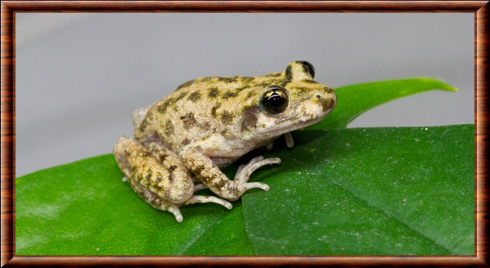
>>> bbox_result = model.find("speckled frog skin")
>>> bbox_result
[114,61,336,222]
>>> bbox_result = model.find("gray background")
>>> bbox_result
[16,13,474,177]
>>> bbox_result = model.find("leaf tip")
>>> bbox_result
[428,78,459,92]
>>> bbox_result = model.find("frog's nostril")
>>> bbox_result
[316,94,321,99]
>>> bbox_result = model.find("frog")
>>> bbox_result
[113,61,337,222]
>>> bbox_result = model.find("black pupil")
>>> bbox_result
[268,92,282,107]
[262,88,288,114]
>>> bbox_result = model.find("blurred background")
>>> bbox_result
[16,13,474,177]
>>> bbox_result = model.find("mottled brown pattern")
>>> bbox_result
[211,103,221,118]
[202,122,211,131]
[180,112,198,128]
[193,165,205,176]
[222,90,238,99]
[318,98,335,112]
[176,91,188,101]
[208,87,220,98]
[157,99,172,114]
[220,110,235,125]
[164,120,174,135]
[188,91,201,102]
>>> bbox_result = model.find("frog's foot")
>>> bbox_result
[234,156,281,187]
[181,147,282,202]
[167,206,184,223]
[184,195,233,210]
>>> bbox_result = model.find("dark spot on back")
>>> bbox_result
[157,99,172,114]
[211,103,221,118]
[175,91,188,101]
[182,138,190,145]
[181,112,198,128]
[241,106,260,131]
[188,91,201,102]
[220,110,234,125]
[222,91,238,99]
[208,87,220,99]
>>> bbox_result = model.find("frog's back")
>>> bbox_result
[133,73,286,152]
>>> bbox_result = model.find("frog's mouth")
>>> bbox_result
[259,111,328,141]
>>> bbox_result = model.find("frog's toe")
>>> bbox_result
[284,132,294,148]
[236,156,263,177]
[184,195,233,210]
[234,156,281,183]
[168,206,183,223]
[238,182,270,194]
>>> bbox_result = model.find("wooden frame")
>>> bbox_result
[1,1,488,266]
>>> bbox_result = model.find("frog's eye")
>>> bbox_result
[260,86,289,114]
[298,61,315,79]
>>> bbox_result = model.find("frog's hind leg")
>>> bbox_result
[114,136,232,222]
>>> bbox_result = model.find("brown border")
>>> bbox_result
[1,1,488,267]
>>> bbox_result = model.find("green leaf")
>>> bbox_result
[16,77,472,255]
[310,78,458,130]
[16,155,254,255]
[242,125,474,255]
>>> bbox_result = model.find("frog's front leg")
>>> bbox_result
[114,136,231,222]
[180,137,281,201]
